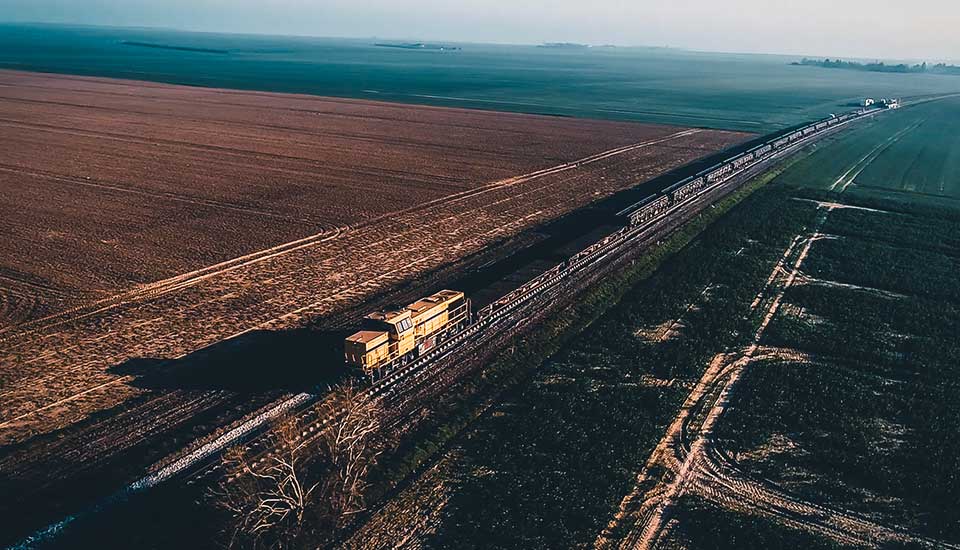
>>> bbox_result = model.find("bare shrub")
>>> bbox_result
[315,383,385,528]
[210,383,385,548]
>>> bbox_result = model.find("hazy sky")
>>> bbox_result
[3,0,958,61]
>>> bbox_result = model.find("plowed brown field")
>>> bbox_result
[0,69,748,447]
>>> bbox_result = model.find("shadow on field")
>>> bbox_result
[111,327,351,392]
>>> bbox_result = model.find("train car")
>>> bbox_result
[690,176,708,193]
[815,121,829,131]
[706,163,733,184]
[670,176,706,203]
[773,137,790,149]
[756,144,774,157]
[627,194,670,226]
[344,289,471,375]
[731,152,755,170]
[664,176,692,201]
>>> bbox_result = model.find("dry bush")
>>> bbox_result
[210,383,385,549]
[314,383,385,528]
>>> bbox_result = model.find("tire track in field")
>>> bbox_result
[0,163,323,224]
[601,201,953,549]
[830,119,925,193]
[598,206,829,549]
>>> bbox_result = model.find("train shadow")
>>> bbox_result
[111,327,352,392]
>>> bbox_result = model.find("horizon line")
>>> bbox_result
[1,19,958,65]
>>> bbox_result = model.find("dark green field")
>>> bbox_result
[2,23,959,132]
[716,188,960,543]
[700,101,960,545]
[658,496,853,550]
[773,97,960,199]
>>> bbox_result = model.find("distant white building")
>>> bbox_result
[862,98,876,107]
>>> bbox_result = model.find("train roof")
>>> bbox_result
[366,289,463,321]
[365,308,411,323]
[346,330,388,344]
[407,289,462,315]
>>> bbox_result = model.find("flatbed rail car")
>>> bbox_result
[619,194,671,227]
[619,104,884,227]
[345,290,471,375]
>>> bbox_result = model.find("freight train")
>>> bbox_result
[344,290,471,375]
[345,103,886,377]
[618,107,876,226]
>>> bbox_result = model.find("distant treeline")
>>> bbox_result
[373,43,461,51]
[121,41,228,54]
[793,57,960,76]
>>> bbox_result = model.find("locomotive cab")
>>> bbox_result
[344,290,469,376]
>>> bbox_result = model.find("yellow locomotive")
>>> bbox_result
[344,290,471,375]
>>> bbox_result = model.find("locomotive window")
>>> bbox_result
[398,318,413,332]
[362,319,392,333]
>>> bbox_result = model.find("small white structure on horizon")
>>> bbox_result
[862,98,876,107]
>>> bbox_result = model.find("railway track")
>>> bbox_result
[4,129,733,549]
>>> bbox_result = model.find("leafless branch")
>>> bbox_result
[208,382,386,548]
